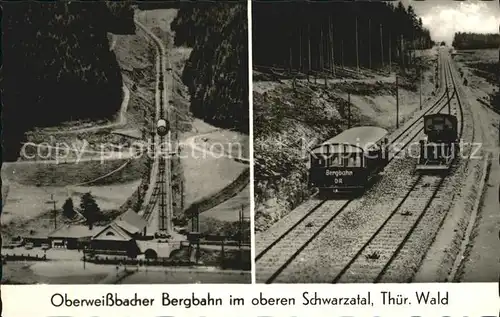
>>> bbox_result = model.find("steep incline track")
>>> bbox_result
[134,15,174,234]
[256,49,466,284]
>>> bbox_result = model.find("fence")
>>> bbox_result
[2,253,47,262]
[85,247,251,270]
[87,256,192,267]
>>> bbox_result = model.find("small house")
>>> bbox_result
[89,210,147,257]
[90,223,139,257]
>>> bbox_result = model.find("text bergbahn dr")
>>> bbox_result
[50,291,449,308]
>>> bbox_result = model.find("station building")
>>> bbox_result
[21,209,176,259]
[48,225,102,249]
[90,209,148,257]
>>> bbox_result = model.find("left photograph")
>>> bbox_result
[2,1,250,284]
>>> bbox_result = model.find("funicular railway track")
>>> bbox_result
[332,57,467,284]
[256,51,467,283]
[135,16,174,232]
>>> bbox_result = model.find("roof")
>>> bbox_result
[23,235,49,240]
[48,225,103,239]
[114,209,147,234]
[312,126,388,154]
[92,222,133,241]
[424,113,457,119]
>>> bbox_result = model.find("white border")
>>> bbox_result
[248,0,256,285]
[3,283,499,316]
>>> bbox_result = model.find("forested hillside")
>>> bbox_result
[452,32,500,50]
[171,3,249,133]
[253,1,432,71]
[137,3,179,10]
[2,2,135,161]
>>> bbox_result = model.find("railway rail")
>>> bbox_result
[135,16,175,234]
[256,50,467,283]
[332,55,467,284]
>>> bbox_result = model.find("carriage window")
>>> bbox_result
[328,153,343,167]
[367,149,381,160]
[311,156,325,167]
[346,153,362,167]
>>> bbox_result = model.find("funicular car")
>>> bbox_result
[308,126,389,197]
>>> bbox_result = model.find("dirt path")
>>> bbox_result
[414,50,499,283]
[454,75,500,282]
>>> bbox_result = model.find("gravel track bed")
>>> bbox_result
[255,199,349,283]
[255,198,324,256]
[256,99,454,283]
[255,52,468,283]
[256,114,437,283]
[270,154,423,282]
[381,59,477,282]
[336,175,445,283]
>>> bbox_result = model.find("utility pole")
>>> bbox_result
[420,69,423,110]
[400,34,405,72]
[320,25,327,87]
[239,205,243,250]
[330,17,335,77]
[308,23,311,82]
[323,24,328,71]
[396,74,399,129]
[45,194,57,230]
[319,26,323,76]
[447,71,452,114]
[388,31,392,73]
[368,18,372,69]
[298,25,302,72]
[380,24,384,69]
[355,16,360,73]
[348,92,352,128]
[341,38,345,69]
[190,207,200,263]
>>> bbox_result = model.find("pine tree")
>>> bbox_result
[252,0,433,72]
[62,197,76,219]
[80,192,101,229]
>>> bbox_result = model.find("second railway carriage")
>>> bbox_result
[308,126,389,196]
[416,113,458,172]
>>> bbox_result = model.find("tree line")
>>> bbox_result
[253,1,433,73]
[171,2,249,134]
[2,2,135,161]
[62,192,102,229]
[452,32,500,50]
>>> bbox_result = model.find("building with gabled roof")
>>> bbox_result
[48,225,103,249]
[114,209,147,236]
[89,209,148,257]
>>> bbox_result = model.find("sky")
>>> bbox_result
[399,0,500,43]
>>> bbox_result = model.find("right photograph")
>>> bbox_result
[253,0,500,283]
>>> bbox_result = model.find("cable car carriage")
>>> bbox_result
[416,113,458,172]
[157,118,170,137]
[308,127,389,197]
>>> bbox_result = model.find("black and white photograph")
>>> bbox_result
[2,1,250,284]
[253,0,500,283]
